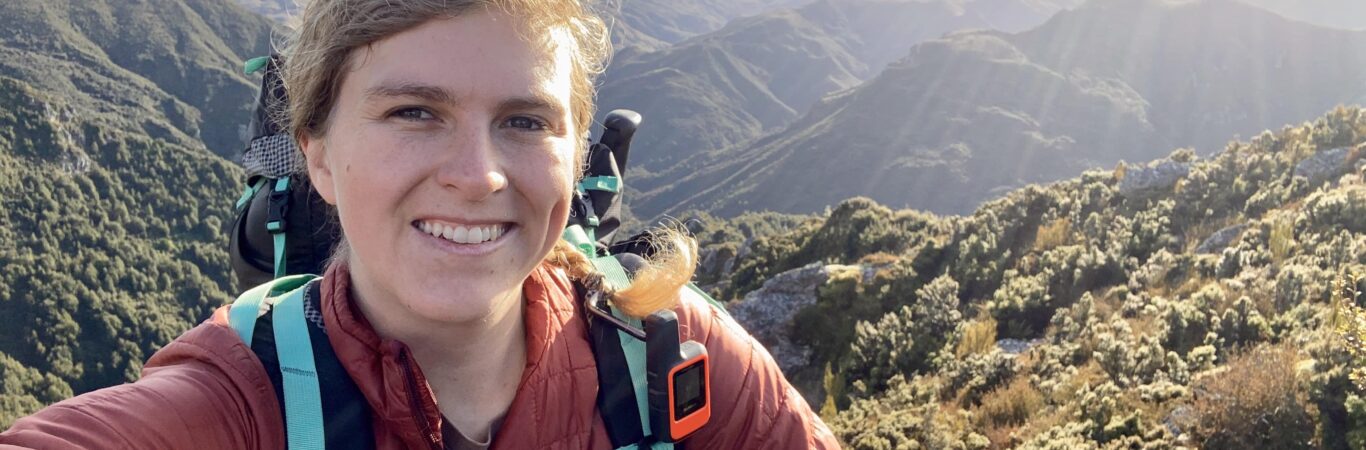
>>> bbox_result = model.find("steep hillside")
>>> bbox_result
[0,0,276,157]
[635,0,1366,218]
[229,0,807,51]
[1238,0,1366,30]
[599,0,806,51]
[0,77,241,427]
[694,106,1366,448]
[602,0,1080,172]
[231,0,295,23]
[1012,0,1366,152]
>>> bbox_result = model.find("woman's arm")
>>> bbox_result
[672,289,841,449]
[0,309,284,450]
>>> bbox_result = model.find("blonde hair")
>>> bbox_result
[283,0,696,317]
[546,228,698,317]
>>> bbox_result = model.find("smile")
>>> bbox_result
[415,220,508,245]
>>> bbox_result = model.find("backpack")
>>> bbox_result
[227,55,721,450]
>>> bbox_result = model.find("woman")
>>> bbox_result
[0,0,838,448]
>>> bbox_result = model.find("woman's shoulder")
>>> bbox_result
[668,287,842,448]
[0,308,284,449]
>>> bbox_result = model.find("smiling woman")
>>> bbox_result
[0,1,838,449]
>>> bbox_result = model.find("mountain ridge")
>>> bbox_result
[632,0,1366,218]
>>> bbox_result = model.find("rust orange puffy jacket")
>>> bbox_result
[0,263,840,449]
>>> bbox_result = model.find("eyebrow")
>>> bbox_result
[364,81,457,105]
[363,80,567,118]
[499,94,565,118]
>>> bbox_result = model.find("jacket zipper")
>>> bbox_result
[400,348,443,450]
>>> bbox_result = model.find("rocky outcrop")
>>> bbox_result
[1294,147,1351,181]
[1118,160,1191,196]
[729,263,858,373]
[1195,223,1247,254]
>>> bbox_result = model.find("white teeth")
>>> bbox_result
[419,221,504,244]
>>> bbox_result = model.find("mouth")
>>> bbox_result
[414,219,514,246]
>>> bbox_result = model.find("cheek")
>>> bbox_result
[520,145,576,222]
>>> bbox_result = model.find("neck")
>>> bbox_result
[344,262,527,440]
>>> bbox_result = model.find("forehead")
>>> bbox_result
[342,11,572,108]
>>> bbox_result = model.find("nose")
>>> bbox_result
[435,125,507,202]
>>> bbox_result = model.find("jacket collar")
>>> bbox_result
[317,262,596,449]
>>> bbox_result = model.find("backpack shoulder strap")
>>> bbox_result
[228,275,326,450]
[585,255,676,450]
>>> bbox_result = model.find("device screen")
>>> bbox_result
[672,362,706,421]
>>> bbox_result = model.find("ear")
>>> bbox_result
[299,133,338,205]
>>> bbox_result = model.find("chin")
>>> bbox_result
[406,285,518,324]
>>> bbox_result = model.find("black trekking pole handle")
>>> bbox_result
[599,110,641,172]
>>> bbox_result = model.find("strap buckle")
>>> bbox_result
[266,177,292,233]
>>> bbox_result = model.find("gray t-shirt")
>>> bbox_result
[441,414,505,450]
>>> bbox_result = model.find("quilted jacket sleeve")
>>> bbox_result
[0,307,285,450]
[671,289,842,449]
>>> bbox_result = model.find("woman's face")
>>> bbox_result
[302,11,577,324]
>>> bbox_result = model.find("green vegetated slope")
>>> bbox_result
[0,0,276,158]
[691,106,1366,448]
[635,0,1366,219]
[0,77,242,428]
[600,0,1080,173]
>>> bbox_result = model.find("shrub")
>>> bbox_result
[832,376,990,450]
[988,271,1053,338]
[1219,296,1272,350]
[956,318,998,359]
[976,376,1045,429]
[1186,343,1315,449]
[846,306,919,395]
[1034,218,1073,251]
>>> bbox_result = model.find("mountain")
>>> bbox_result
[689,106,1366,448]
[633,0,1366,218]
[1238,0,1366,30]
[227,0,808,51]
[598,0,807,51]
[600,0,1083,172]
[0,0,276,158]
[0,76,242,427]
[231,0,294,23]
[0,0,270,426]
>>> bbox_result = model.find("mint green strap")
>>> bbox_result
[243,56,270,75]
[236,178,267,210]
[273,280,326,450]
[271,232,285,279]
[579,176,621,193]
[588,256,674,449]
[588,256,631,291]
[228,279,276,344]
[267,178,290,278]
[563,225,598,256]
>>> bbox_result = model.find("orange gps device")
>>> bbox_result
[584,295,713,443]
[645,310,711,442]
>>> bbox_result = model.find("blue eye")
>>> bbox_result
[390,107,434,121]
[505,116,548,130]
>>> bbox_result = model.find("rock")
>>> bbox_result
[729,263,857,373]
[1163,405,1194,437]
[1294,147,1351,181]
[1195,223,1247,254]
[697,245,736,279]
[1118,160,1191,196]
[995,338,1044,356]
